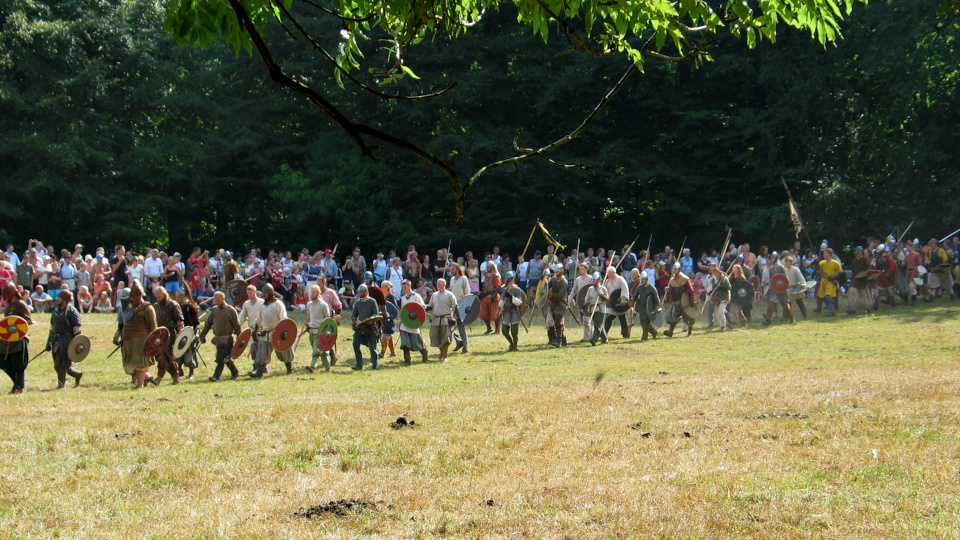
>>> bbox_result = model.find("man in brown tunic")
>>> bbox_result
[199,291,241,381]
[122,280,158,388]
[153,286,184,384]
[1,282,32,393]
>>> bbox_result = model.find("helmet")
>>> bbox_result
[591,272,601,281]
[364,271,374,282]
[543,268,552,277]
[504,271,516,281]
[118,288,131,301]
[357,284,368,293]
[672,262,681,270]
[223,251,232,259]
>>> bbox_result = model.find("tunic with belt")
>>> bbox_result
[49,304,81,357]
[1,300,32,363]
[122,301,157,372]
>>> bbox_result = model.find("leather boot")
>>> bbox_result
[403,350,412,365]
[420,349,428,363]
[547,326,557,347]
[285,362,293,375]
[210,362,225,382]
[227,361,239,379]
[69,368,82,388]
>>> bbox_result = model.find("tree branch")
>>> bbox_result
[300,0,376,23]
[272,0,457,101]
[226,0,469,223]
[532,0,611,57]
[462,62,637,193]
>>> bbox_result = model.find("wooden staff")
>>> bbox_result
[896,220,915,246]
[519,219,539,262]
[614,233,641,270]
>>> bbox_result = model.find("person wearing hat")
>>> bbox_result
[353,283,383,369]
[815,248,843,316]
[152,286,184,384]
[122,280,159,388]
[250,283,295,377]
[663,263,698,338]
[873,244,897,307]
[47,290,83,389]
[221,251,240,283]
[498,271,525,352]
[1,281,33,393]
[630,272,661,341]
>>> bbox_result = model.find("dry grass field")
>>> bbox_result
[1,301,959,539]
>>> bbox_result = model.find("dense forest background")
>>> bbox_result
[1,0,958,257]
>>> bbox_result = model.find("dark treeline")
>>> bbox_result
[1,0,958,259]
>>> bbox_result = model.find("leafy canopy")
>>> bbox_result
[165,0,867,80]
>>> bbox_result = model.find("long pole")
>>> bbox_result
[897,220,915,245]
[940,227,960,244]
[519,219,539,262]
[614,233,642,270]
[782,177,817,251]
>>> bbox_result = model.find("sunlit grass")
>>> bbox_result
[1,301,959,538]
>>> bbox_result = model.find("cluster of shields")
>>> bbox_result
[0,315,92,363]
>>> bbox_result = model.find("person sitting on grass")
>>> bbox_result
[95,291,113,313]
[29,285,53,313]
[77,286,94,313]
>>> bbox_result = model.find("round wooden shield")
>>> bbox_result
[770,273,789,294]
[67,334,91,363]
[679,293,700,320]
[369,286,386,306]
[748,276,761,290]
[231,327,252,359]
[866,269,882,280]
[143,327,170,358]
[0,316,29,342]
[732,280,753,307]
[516,289,529,317]
[608,288,630,315]
[457,294,480,325]
[576,286,590,309]
[317,317,338,352]
[172,326,195,358]
[224,279,246,307]
[933,263,953,273]
[788,286,808,300]
[271,318,297,352]
[533,279,548,308]
[400,302,426,329]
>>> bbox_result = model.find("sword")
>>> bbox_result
[192,338,207,368]
[106,344,121,359]
[29,347,49,363]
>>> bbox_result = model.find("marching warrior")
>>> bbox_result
[846,247,873,314]
[762,252,794,325]
[427,278,458,361]
[318,278,342,365]
[783,255,808,319]
[304,285,332,373]
[48,290,83,388]
[199,291,241,381]
[601,266,631,339]
[631,273,661,341]
[250,284,294,378]
[379,281,398,358]
[238,285,264,368]
[1,282,32,393]
[499,271,524,352]
[479,263,501,334]
[874,244,897,307]
[352,284,382,369]
[586,272,609,345]
[397,280,427,364]
[448,263,471,354]
[708,266,731,331]
[123,281,158,388]
[570,262,593,342]
[175,287,201,380]
[815,248,843,316]
[545,266,569,347]
[153,286,184,384]
[663,263,698,338]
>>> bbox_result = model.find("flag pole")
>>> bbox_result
[519,219,539,262]
[781,177,816,251]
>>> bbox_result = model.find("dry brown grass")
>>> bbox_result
[1,303,959,538]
